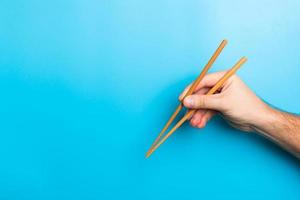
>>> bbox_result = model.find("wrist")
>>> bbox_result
[250,104,279,134]
[250,104,300,158]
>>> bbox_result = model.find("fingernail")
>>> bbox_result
[184,97,194,106]
[190,120,197,127]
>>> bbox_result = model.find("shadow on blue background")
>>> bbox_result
[0,0,300,199]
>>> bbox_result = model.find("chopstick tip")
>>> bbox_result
[222,39,228,44]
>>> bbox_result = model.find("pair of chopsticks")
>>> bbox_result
[146,39,247,158]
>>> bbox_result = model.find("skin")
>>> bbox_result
[179,71,300,158]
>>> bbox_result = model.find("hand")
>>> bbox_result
[179,71,270,132]
[179,71,300,158]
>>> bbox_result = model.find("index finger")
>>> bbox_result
[178,71,227,101]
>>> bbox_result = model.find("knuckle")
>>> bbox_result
[197,96,206,108]
[232,74,241,82]
[231,74,238,80]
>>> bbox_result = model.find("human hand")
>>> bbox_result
[179,72,270,132]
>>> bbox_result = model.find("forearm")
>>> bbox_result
[252,106,300,158]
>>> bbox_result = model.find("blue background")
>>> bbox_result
[1,0,300,199]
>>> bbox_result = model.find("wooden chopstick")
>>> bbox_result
[146,40,228,154]
[146,57,247,158]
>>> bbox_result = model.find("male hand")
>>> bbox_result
[179,72,270,132]
[179,71,300,158]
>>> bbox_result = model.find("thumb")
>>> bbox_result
[183,94,223,111]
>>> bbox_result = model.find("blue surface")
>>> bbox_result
[1,0,300,199]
